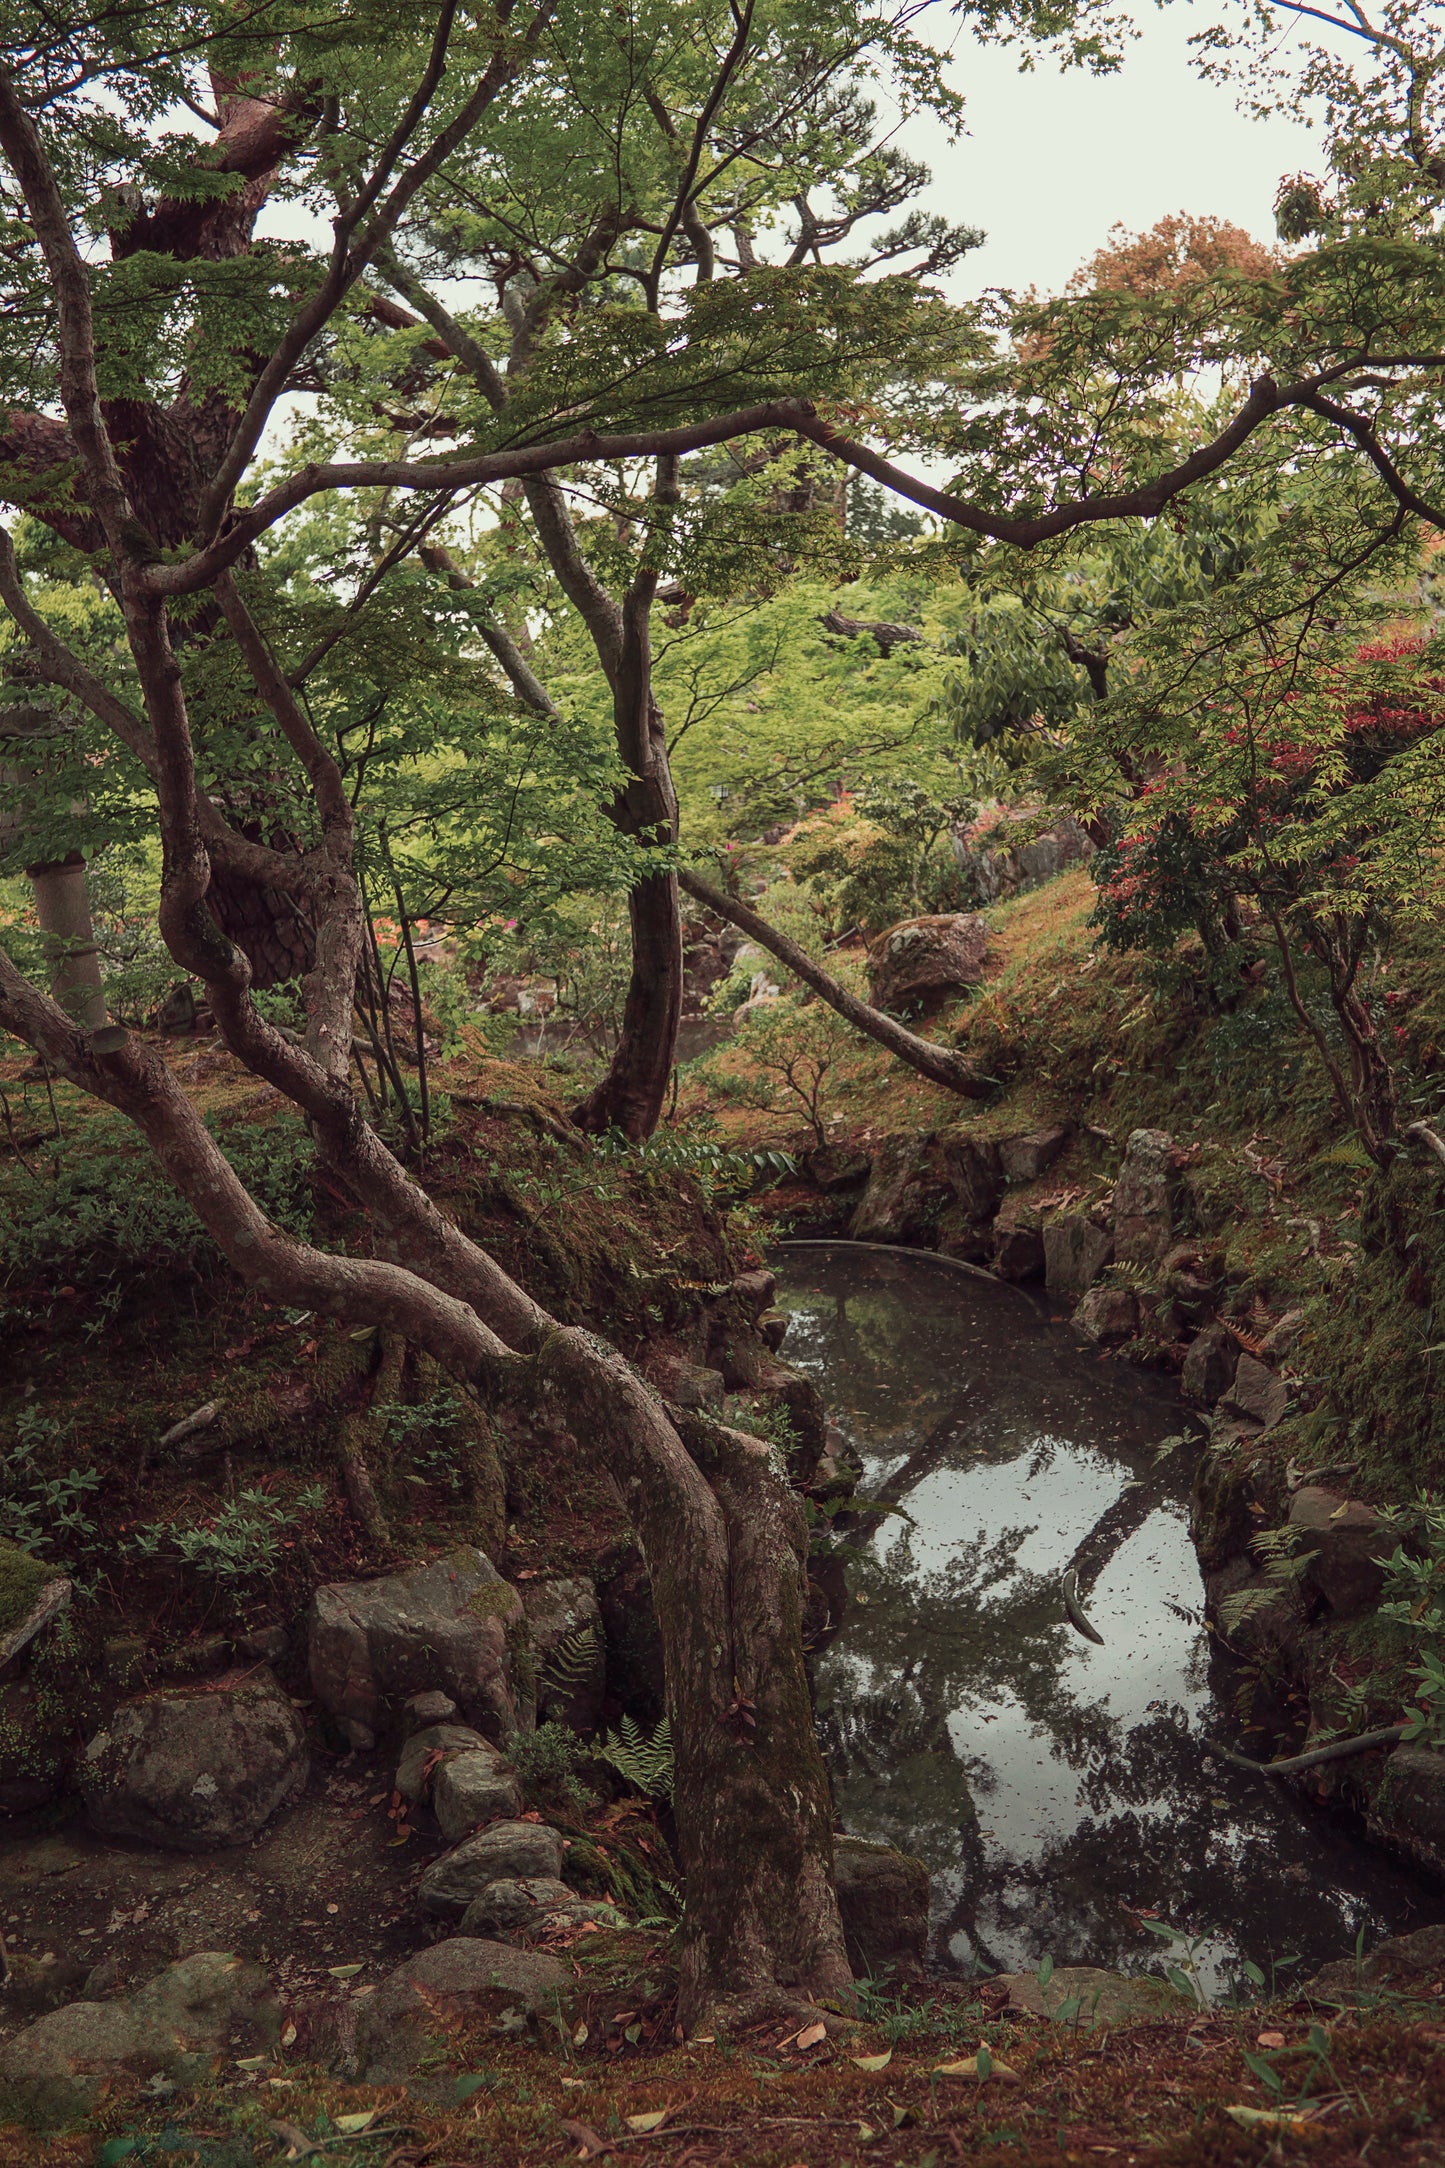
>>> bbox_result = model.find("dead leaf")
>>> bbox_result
[626,2109,669,2133]
[335,2110,377,2134]
[560,2117,610,2160]
[1255,2030,1286,2049]
[934,2054,1019,2083]
[328,1963,363,1980]
[851,2048,893,2072]
[1226,2106,1313,2132]
[794,2021,827,2051]
[267,2123,316,2161]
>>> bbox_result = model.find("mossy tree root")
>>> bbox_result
[335,1330,405,1550]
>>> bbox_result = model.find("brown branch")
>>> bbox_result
[0,946,510,1382]
[0,524,156,769]
[418,541,557,713]
[146,354,1445,600]
[194,0,552,543]
[645,0,755,303]
[678,868,991,1099]
[1207,1724,1408,1779]
[1298,389,1445,526]
[213,575,364,1078]
[0,59,133,550]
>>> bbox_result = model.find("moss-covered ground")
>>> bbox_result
[17,1978,1445,2166]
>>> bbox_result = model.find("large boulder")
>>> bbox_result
[1302,1922,1445,2004]
[1180,1322,1238,1408]
[434,1748,524,1841]
[0,1952,277,2128]
[833,1836,930,1977]
[1073,1285,1138,1346]
[1112,1128,1178,1266]
[396,1723,522,1835]
[1219,1353,1289,1434]
[307,1547,524,1748]
[937,1133,1005,1226]
[0,1544,70,1672]
[992,1199,1045,1282]
[997,1125,1072,1184]
[459,1876,624,1938]
[866,914,988,1013]
[419,1819,567,1915]
[1368,1746,1445,1880]
[351,1939,570,2081]
[998,1966,1188,2029]
[396,1721,490,1804]
[1043,1216,1112,1302]
[851,1133,950,1246]
[80,1670,307,1850]
[1287,1487,1387,1619]
[524,1576,606,1734]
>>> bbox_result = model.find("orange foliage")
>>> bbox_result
[1071,211,1279,297]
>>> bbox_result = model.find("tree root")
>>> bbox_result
[334,1330,406,1550]
[687,1986,861,2043]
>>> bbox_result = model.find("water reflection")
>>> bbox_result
[775,1244,1439,1994]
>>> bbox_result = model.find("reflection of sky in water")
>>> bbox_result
[777,1246,1441,1996]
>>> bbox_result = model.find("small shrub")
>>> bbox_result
[505,1719,596,1813]
[129,1484,325,1584]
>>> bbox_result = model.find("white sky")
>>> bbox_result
[905,5,1325,298]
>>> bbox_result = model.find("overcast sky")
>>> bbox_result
[903,5,1325,298]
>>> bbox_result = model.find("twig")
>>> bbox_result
[0,1089,44,1180]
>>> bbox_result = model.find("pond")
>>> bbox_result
[773,1241,1441,2000]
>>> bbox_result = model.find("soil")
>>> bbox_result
[0,1756,435,2033]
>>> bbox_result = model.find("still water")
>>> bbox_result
[774,1242,1439,1998]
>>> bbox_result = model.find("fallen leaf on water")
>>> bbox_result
[335,2111,376,2134]
[1255,2030,1286,2049]
[626,2109,669,2133]
[934,2053,1019,2083]
[794,2021,827,2051]
[851,2048,893,2071]
[1226,2106,1313,2132]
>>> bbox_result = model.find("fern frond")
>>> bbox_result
[594,1714,674,1801]
[540,1621,601,1698]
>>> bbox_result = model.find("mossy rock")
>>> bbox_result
[0,1543,53,1640]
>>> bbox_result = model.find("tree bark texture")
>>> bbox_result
[27,854,108,1031]
[679,869,991,1099]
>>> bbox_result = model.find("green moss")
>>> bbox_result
[0,1541,51,1637]
[466,1575,519,1621]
